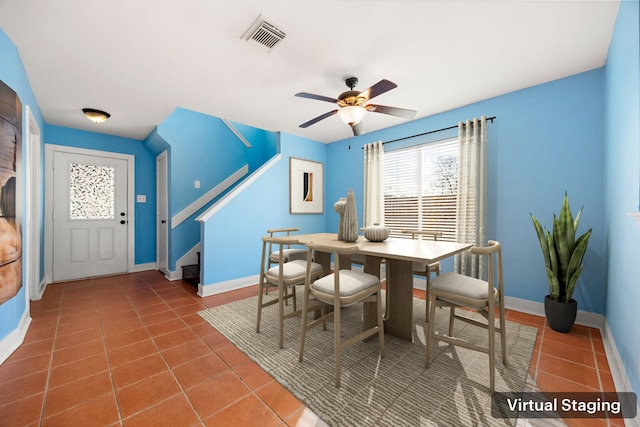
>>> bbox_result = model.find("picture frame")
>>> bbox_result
[289,157,323,214]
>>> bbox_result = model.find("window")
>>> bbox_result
[384,138,458,241]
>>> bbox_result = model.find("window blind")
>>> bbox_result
[384,138,458,241]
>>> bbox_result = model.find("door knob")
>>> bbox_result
[120,212,126,216]
[161,220,166,224]
[120,220,126,224]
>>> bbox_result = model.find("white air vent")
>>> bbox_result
[242,16,286,50]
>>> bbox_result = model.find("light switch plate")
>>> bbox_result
[195,180,200,189]
[137,195,146,203]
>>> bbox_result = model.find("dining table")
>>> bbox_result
[292,233,473,341]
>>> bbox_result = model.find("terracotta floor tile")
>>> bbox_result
[104,327,151,351]
[161,339,213,368]
[101,317,145,337]
[1,272,624,426]
[107,338,159,367]
[115,371,182,418]
[540,338,596,368]
[216,343,250,367]
[43,371,114,417]
[255,379,305,421]
[8,338,54,361]
[0,370,48,402]
[51,339,105,367]
[187,371,251,419]
[538,354,601,390]
[0,353,51,383]
[111,353,170,389]
[0,393,43,426]
[54,327,103,349]
[172,353,229,390]
[140,309,180,326]
[152,327,199,351]
[123,393,201,427]
[41,392,120,427]
[204,393,280,427]
[146,317,188,337]
[234,360,275,390]
[48,352,109,388]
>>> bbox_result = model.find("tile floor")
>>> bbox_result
[0,271,624,426]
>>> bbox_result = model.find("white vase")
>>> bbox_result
[342,189,359,243]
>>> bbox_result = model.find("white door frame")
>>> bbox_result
[156,150,168,275]
[44,144,135,282]
[25,106,43,299]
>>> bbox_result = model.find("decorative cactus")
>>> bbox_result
[530,193,592,303]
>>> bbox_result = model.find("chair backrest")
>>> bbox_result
[260,235,301,279]
[303,241,360,276]
[266,227,300,253]
[402,230,442,241]
[470,240,503,294]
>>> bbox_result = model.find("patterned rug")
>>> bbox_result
[198,292,538,426]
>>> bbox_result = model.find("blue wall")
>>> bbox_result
[152,108,278,270]
[603,0,640,396]
[0,28,44,338]
[200,132,326,288]
[44,125,157,265]
[328,69,607,314]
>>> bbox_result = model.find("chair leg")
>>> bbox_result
[425,295,438,367]
[488,305,496,393]
[298,285,310,362]
[334,301,342,387]
[499,301,507,364]
[425,273,431,321]
[256,279,265,333]
[377,290,385,357]
[278,284,285,349]
[448,307,455,336]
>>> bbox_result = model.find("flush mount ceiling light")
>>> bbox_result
[82,108,110,124]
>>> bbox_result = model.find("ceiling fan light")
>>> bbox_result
[82,108,110,124]
[337,106,367,125]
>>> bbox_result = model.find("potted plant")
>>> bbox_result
[530,193,592,333]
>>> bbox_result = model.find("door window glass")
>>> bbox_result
[69,162,115,219]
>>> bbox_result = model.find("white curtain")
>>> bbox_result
[454,116,488,279]
[363,141,385,226]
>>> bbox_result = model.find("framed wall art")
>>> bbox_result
[0,79,22,305]
[289,157,323,214]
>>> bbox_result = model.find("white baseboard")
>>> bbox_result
[503,295,605,330]
[0,311,32,365]
[129,262,156,273]
[602,321,640,426]
[198,274,260,297]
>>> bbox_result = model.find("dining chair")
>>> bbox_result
[257,235,324,349]
[425,240,506,392]
[402,229,443,318]
[298,242,385,387]
[265,227,308,301]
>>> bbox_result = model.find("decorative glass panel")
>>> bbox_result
[69,162,115,219]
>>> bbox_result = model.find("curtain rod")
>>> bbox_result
[373,116,496,147]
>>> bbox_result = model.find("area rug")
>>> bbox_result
[198,293,538,426]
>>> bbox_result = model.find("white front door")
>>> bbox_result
[52,151,129,281]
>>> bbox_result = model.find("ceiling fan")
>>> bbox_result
[295,77,417,136]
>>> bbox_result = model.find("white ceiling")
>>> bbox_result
[0,0,620,143]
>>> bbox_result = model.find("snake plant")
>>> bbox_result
[530,193,592,303]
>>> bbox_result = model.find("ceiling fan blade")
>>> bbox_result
[351,121,364,136]
[366,104,417,120]
[295,92,339,104]
[359,79,397,102]
[299,110,338,128]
